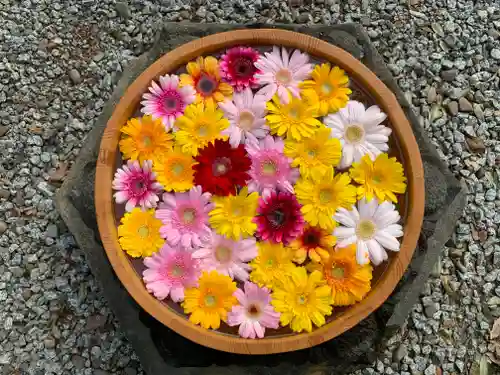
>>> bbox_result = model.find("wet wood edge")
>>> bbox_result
[95,29,425,354]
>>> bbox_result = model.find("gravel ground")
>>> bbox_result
[1,0,500,374]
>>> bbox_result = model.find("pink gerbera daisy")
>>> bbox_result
[227,282,280,339]
[112,160,162,212]
[155,186,213,250]
[220,46,261,91]
[245,135,299,198]
[254,190,305,244]
[140,74,196,130]
[254,46,312,104]
[143,244,200,302]
[219,88,269,147]
[192,235,257,282]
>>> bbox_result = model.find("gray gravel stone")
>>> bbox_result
[459,97,473,112]
[68,69,82,84]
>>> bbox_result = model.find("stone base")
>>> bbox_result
[55,23,467,375]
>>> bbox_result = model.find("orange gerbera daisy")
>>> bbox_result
[289,224,336,264]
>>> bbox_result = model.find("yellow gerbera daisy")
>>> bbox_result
[175,101,229,156]
[284,127,341,180]
[249,241,296,288]
[118,208,164,258]
[182,271,237,329]
[295,167,357,230]
[350,153,407,203]
[119,115,174,163]
[209,187,258,240]
[266,91,322,141]
[152,146,196,192]
[307,245,372,306]
[180,56,233,105]
[289,224,336,264]
[271,267,332,333]
[300,63,352,116]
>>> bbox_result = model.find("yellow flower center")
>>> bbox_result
[356,219,377,240]
[170,265,184,277]
[197,125,208,137]
[142,136,152,147]
[345,124,365,143]
[171,162,184,176]
[266,257,275,267]
[297,294,308,305]
[321,83,333,94]
[372,174,383,184]
[307,148,317,158]
[331,265,345,279]
[215,246,231,262]
[204,294,216,307]
[182,208,196,224]
[262,160,277,176]
[238,111,255,130]
[231,203,243,216]
[276,68,292,84]
[318,188,334,204]
[137,225,149,238]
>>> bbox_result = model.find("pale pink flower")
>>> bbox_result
[218,88,268,147]
[112,160,162,212]
[140,74,196,130]
[142,244,200,302]
[227,282,280,339]
[155,186,213,250]
[192,235,257,282]
[254,46,312,104]
[245,135,299,199]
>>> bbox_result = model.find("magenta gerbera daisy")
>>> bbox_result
[155,185,213,250]
[227,281,280,339]
[143,244,200,302]
[254,190,305,244]
[192,234,257,282]
[140,74,196,130]
[245,135,299,198]
[219,88,269,147]
[220,46,261,91]
[254,46,312,104]
[112,160,162,212]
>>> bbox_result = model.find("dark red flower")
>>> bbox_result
[193,139,251,196]
[253,190,305,244]
[220,46,261,91]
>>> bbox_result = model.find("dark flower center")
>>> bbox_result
[266,204,290,229]
[164,97,178,110]
[247,303,261,317]
[212,157,232,177]
[302,229,321,248]
[196,75,217,96]
[233,57,255,78]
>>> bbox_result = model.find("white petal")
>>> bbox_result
[374,231,401,251]
[333,226,356,239]
[367,239,387,265]
[356,240,370,265]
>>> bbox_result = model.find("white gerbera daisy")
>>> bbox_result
[333,198,403,266]
[324,100,391,169]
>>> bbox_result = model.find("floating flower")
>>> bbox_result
[183,270,237,329]
[254,46,312,104]
[227,282,280,339]
[245,135,299,198]
[350,153,407,203]
[193,139,251,196]
[249,241,296,288]
[307,245,372,306]
[175,101,229,156]
[295,167,356,230]
[142,244,200,302]
[271,268,332,333]
[289,224,336,264]
[219,88,268,147]
[140,74,196,130]
[118,208,164,258]
[209,187,259,240]
[300,63,351,116]
[180,56,233,105]
[254,190,304,244]
[220,46,261,91]
[119,115,174,163]
[334,198,403,266]
[266,91,322,141]
[112,160,162,212]
[324,100,391,169]
[284,127,341,180]
[192,235,257,282]
[155,186,213,250]
[152,146,196,192]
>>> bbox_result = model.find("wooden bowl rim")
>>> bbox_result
[95,29,425,354]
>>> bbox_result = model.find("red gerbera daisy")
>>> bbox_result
[253,190,305,244]
[193,139,251,196]
[220,46,261,91]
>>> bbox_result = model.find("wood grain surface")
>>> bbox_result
[95,29,425,354]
